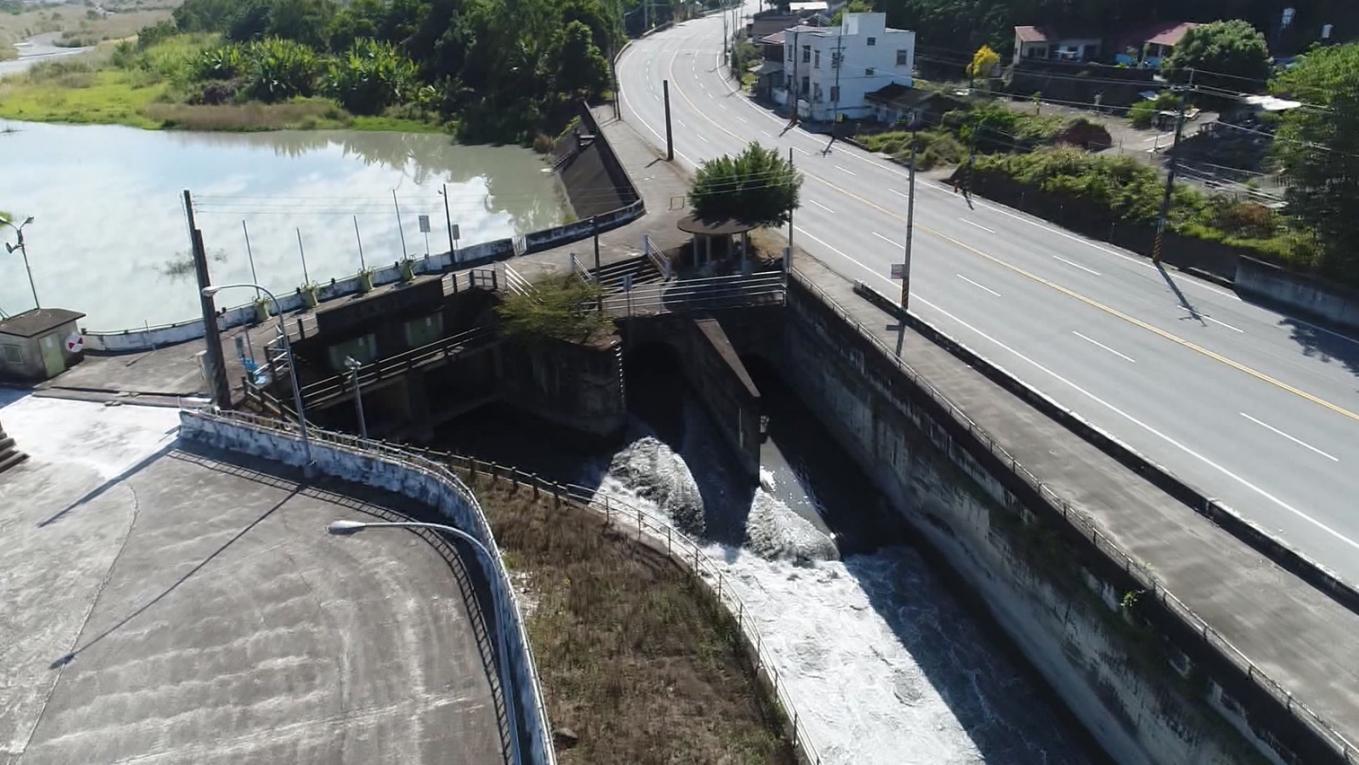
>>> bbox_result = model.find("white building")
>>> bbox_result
[775,12,915,122]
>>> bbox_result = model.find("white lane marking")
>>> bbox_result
[904,294,1359,554]
[675,118,687,129]
[1240,413,1339,462]
[1072,330,1136,363]
[889,188,908,198]
[1171,304,1246,333]
[921,179,1242,301]
[717,103,728,111]
[793,147,813,156]
[735,115,749,124]
[1052,255,1101,276]
[957,274,1001,297]
[834,165,857,176]
[872,231,903,248]
[809,199,835,213]
[1206,315,1245,333]
[695,133,710,144]
[959,218,996,234]
[760,129,775,138]
[1286,315,1359,348]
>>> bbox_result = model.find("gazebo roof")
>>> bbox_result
[677,214,759,236]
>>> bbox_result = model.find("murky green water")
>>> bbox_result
[0,120,571,328]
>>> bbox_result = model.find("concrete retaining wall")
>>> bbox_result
[177,411,555,765]
[852,281,1359,613]
[784,275,1329,765]
[1235,256,1359,331]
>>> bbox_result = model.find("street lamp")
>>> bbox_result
[2,216,41,309]
[202,283,312,471]
[344,356,368,440]
[327,519,522,764]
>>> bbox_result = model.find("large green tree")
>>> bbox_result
[1272,43,1359,279]
[690,143,801,226]
[1163,20,1270,89]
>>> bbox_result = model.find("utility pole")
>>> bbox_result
[790,28,799,120]
[345,356,368,440]
[392,189,408,259]
[723,4,729,62]
[1,216,40,309]
[663,79,674,161]
[901,140,917,309]
[1152,88,1188,265]
[442,183,455,258]
[786,147,795,281]
[592,216,603,314]
[183,190,231,409]
[832,26,843,125]
[295,228,311,286]
[352,215,366,271]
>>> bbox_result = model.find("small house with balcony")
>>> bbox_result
[1012,25,1103,65]
[775,12,915,122]
[0,308,86,381]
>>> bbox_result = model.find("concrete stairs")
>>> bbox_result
[0,421,26,475]
[591,255,664,292]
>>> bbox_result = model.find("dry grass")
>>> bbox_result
[471,475,795,765]
[143,99,348,131]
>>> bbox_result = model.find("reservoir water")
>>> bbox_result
[0,120,572,328]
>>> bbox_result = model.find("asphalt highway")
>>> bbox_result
[617,8,1359,584]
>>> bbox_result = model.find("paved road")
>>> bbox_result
[0,33,90,79]
[617,8,1359,584]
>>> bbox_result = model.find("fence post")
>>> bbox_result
[553,483,561,508]
[604,496,610,525]
[637,508,642,540]
[667,526,672,554]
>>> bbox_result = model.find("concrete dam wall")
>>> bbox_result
[769,275,1303,765]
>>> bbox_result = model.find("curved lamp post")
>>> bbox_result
[202,283,312,471]
[327,519,522,765]
[2,216,40,309]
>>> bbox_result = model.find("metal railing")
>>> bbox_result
[393,445,824,765]
[185,409,556,764]
[503,263,536,299]
[570,253,594,283]
[787,269,1356,763]
[298,327,496,408]
[599,271,786,317]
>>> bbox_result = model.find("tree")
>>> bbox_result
[1271,43,1359,279]
[495,275,610,343]
[690,143,801,226]
[966,44,999,81]
[1163,20,1270,89]
[551,20,610,99]
[325,39,419,114]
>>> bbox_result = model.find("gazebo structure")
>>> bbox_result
[677,214,759,273]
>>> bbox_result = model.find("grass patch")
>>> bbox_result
[473,476,795,764]
[0,65,167,128]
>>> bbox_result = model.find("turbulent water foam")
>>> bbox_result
[606,436,706,537]
[744,488,839,561]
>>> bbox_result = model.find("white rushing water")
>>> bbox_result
[586,403,1091,765]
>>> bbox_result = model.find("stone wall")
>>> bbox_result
[497,336,627,438]
[780,276,1323,765]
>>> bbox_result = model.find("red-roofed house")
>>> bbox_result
[1011,26,1103,65]
[1114,21,1200,68]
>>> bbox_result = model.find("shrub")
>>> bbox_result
[323,38,417,115]
[1129,99,1158,129]
[192,43,245,81]
[242,37,319,102]
[495,276,612,344]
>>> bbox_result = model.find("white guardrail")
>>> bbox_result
[178,409,556,765]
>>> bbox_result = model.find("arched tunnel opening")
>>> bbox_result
[622,340,689,448]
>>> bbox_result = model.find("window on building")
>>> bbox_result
[802,45,811,63]
[830,85,840,103]
[403,313,443,349]
[800,75,809,95]
[896,49,908,66]
[814,49,820,68]
[865,66,875,76]
[813,83,822,102]
[866,36,876,46]
[832,51,842,68]
[1,344,21,365]
[786,46,793,61]
[327,334,377,373]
